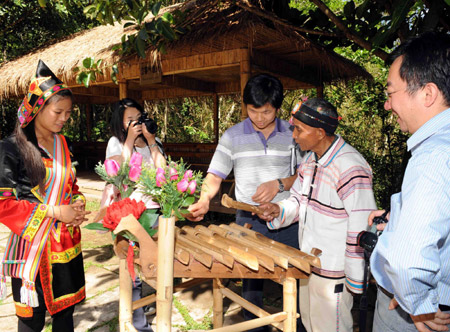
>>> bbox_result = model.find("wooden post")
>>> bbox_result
[156,215,176,331]
[119,80,128,99]
[213,278,224,328]
[213,93,219,144]
[316,84,324,98]
[119,259,137,332]
[85,104,92,141]
[240,49,251,120]
[282,277,297,332]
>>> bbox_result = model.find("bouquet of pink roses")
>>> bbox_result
[138,158,203,219]
[86,152,158,238]
[94,152,143,199]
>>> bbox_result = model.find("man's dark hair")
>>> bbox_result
[243,74,284,109]
[110,98,145,143]
[303,98,338,136]
[387,31,450,106]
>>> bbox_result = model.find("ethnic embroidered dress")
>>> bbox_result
[0,134,85,317]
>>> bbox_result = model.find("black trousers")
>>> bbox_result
[12,276,75,332]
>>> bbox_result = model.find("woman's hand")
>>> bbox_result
[142,123,156,142]
[57,201,91,227]
[126,120,143,142]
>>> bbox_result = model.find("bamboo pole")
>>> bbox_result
[227,223,321,268]
[174,245,190,265]
[175,233,213,268]
[182,227,259,271]
[119,259,137,332]
[156,216,176,332]
[210,313,286,332]
[194,225,275,272]
[214,224,291,270]
[177,228,235,268]
[219,284,283,330]
[283,277,297,332]
[133,278,209,311]
[213,278,223,328]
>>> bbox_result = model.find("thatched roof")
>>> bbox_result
[0,0,370,103]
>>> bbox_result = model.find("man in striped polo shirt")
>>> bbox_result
[188,73,303,332]
[259,98,377,332]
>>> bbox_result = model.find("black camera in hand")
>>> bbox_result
[357,212,389,254]
[135,114,158,134]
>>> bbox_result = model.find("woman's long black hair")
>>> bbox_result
[110,98,145,144]
[13,89,73,194]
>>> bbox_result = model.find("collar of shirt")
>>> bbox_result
[307,135,346,167]
[243,117,286,135]
[407,107,450,152]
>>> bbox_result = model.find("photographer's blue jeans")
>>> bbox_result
[373,288,450,332]
[236,210,305,332]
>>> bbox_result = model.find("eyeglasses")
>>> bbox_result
[384,89,405,99]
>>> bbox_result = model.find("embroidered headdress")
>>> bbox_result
[17,60,70,128]
[291,99,341,134]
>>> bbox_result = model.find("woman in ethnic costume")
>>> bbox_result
[0,60,90,332]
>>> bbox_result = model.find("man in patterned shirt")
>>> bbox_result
[259,97,377,332]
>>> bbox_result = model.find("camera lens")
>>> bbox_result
[357,231,378,252]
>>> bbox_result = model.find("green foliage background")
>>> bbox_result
[0,0,416,209]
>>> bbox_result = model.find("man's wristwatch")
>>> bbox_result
[277,179,285,193]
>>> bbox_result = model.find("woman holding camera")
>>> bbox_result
[102,98,165,332]
[106,98,165,168]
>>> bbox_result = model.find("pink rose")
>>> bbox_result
[156,167,165,175]
[129,152,143,167]
[105,159,120,177]
[156,173,166,187]
[177,179,189,192]
[129,165,141,182]
[183,170,193,180]
[187,180,197,195]
[169,167,178,181]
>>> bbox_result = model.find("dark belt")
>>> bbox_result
[378,285,450,312]
[378,285,394,299]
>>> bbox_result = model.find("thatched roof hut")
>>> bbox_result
[0,0,369,107]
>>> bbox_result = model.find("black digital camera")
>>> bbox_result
[135,114,158,134]
[357,212,389,254]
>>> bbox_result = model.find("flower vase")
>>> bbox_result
[156,215,176,332]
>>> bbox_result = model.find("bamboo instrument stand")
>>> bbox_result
[115,215,320,331]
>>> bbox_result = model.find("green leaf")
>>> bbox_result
[38,0,47,8]
[161,12,174,24]
[82,72,92,88]
[84,222,109,232]
[76,72,87,85]
[183,196,195,206]
[159,21,176,40]
[151,2,162,16]
[135,35,146,58]
[82,57,95,69]
[138,210,159,235]
[138,28,149,41]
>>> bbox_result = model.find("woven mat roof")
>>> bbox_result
[0,0,370,101]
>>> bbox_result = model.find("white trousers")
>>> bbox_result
[299,274,354,332]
